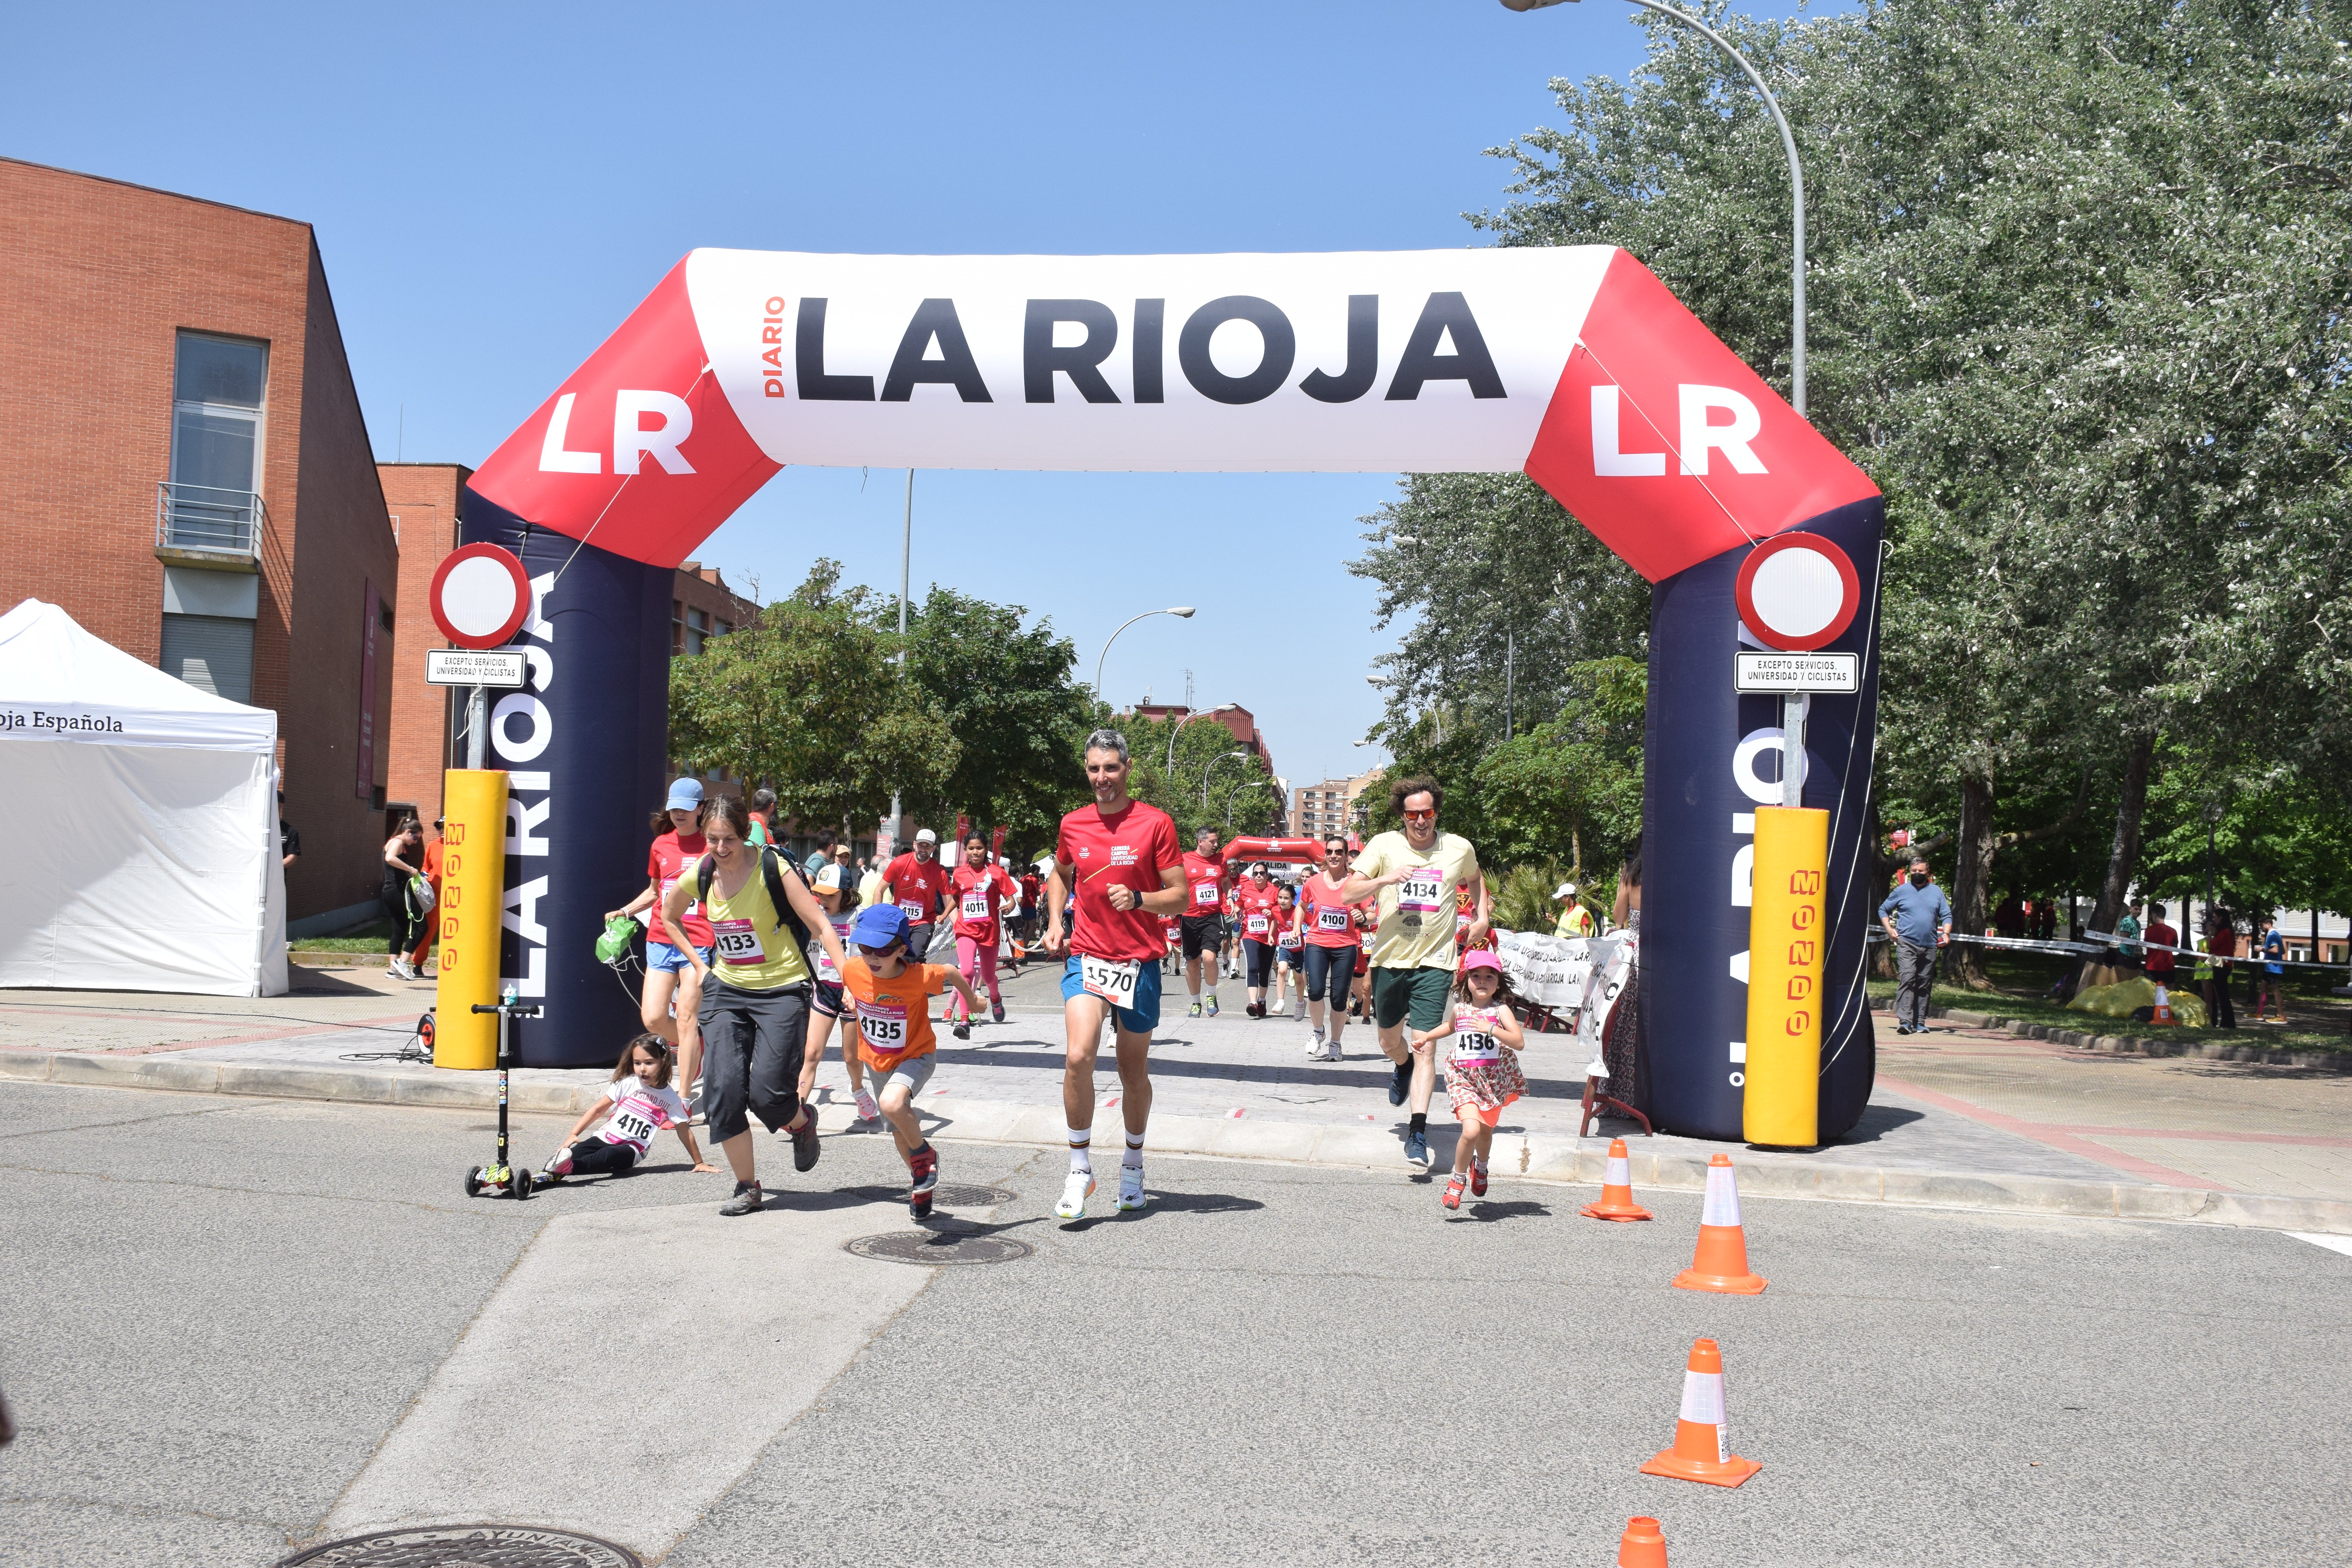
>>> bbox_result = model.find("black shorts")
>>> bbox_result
[1180,913,1225,960]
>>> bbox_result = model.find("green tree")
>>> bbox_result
[1473,656,1646,876]
[666,561,957,833]
[898,585,1095,849]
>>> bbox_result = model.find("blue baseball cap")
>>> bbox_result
[664,777,704,812]
[851,904,910,951]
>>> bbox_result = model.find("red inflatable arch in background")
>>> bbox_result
[454,245,1884,1144]
[1218,837,1330,868]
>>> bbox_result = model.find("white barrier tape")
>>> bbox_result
[2084,929,2348,974]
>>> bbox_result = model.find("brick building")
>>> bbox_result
[1291,769,1382,841]
[1131,702,1277,784]
[0,158,401,933]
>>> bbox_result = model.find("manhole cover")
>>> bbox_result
[929,1182,1013,1208]
[274,1524,640,1566]
[845,1230,1034,1266]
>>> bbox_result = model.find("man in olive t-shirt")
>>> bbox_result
[1341,776,1486,1167]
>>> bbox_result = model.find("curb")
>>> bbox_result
[1930,1006,2352,1073]
[13,1047,2352,1236]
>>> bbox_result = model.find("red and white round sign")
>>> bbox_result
[429,544,532,651]
[1734,532,1859,652]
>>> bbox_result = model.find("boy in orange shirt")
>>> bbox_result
[841,903,981,1218]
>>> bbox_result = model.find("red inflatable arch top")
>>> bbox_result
[1220,837,1329,867]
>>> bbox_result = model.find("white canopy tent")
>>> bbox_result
[0,599,288,997]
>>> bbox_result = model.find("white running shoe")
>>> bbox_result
[1056,1170,1096,1220]
[1305,1028,1325,1058]
[854,1089,880,1123]
[1321,1038,1344,1062]
[1117,1164,1148,1211]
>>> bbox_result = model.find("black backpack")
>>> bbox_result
[696,845,813,958]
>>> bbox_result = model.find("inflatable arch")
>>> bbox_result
[461,247,1883,1143]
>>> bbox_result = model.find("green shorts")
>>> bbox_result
[1372,965,1454,1033]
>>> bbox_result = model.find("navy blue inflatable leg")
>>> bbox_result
[462,488,672,1068]
[1637,497,1884,1142]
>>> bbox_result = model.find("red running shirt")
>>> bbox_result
[1234,879,1283,945]
[1180,850,1228,916]
[949,864,1018,942]
[1299,873,1363,949]
[647,831,714,948]
[882,853,951,924]
[1056,799,1182,964]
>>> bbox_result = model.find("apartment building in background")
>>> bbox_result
[1291,769,1383,841]
[0,158,401,932]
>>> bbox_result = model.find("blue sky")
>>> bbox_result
[8,0,1812,793]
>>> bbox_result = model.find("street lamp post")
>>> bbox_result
[1165,702,1240,772]
[1094,606,1197,699]
[1223,778,1279,833]
[1502,0,1808,416]
[1201,749,1250,809]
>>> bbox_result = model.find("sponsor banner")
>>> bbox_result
[468,247,1877,581]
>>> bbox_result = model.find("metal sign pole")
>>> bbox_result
[467,684,488,770]
[1782,692,1808,808]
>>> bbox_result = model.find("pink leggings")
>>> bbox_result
[953,935,1000,1019]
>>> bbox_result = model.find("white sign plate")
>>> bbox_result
[426,649,528,688]
[1735,651,1859,693]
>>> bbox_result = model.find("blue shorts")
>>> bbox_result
[1060,953,1163,1035]
[646,940,712,975]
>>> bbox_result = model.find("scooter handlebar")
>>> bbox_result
[470,1003,544,1016]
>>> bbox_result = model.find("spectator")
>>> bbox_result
[406,816,446,975]
[2143,902,2178,992]
[2114,901,2144,971]
[1552,881,1595,939]
[1878,857,1952,1035]
[2201,911,2238,1031]
[880,827,952,959]
[803,831,837,881]
[380,815,429,982]
[2253,914,2285,1024]
[748,788,779,847]
[278,789,299,873]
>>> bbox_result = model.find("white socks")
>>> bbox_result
[1123,1130,1145,1171]
[1069,1126,1092,1174]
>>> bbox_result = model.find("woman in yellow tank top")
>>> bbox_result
[664,794,848,1216]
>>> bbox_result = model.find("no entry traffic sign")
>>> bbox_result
[428,543,531,651]
[1734,532,1859,652]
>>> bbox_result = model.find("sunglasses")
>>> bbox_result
[1403,809,1435,823]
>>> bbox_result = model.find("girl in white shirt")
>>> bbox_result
[542,1035,711,1181]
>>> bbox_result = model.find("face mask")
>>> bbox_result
[1911,873,1929,887]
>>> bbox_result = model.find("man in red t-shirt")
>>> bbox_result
[2143,901,2178,984]
[881,828,951,960]
[1042,728,1185,1221]
[946,832,1019,1024]
[1178,826,1232,1018]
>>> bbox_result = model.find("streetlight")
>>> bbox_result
[1223,777,1279,832]
[1094,606,1196,698]
[1165,701,1240,771]
[1502,0,1808,416]
[1201,749,1250,809]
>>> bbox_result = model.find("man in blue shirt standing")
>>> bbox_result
[1879,858,1953,1036]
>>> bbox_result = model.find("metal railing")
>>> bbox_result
[156,481,264,557]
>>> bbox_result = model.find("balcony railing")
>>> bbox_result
[156,481,264,558]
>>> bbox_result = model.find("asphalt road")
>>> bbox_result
[3,1077,2347,1566]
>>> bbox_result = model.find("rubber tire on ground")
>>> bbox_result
[512,1168,534,1201]
[463,1166,483,1197]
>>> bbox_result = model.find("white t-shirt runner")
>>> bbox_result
[597,1080,690,1157]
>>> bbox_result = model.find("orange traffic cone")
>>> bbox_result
[1640,1337,1762,1488]
[2151,982,2174,1025]
[1616,1515,1670,1566]
[1582,1138,1654,1221]
[1672,1153,1767,1294]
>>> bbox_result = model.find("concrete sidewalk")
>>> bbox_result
[2,959,2348,1233]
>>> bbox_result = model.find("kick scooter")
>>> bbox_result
[462,987,542,1200]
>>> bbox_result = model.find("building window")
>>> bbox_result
[160,613,254,703]
[166,334,267,552]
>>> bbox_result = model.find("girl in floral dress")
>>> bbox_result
[1416,949,1526,1212]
